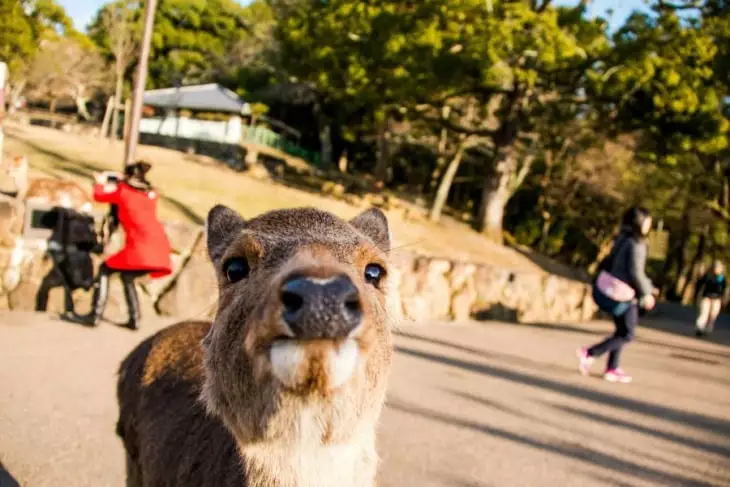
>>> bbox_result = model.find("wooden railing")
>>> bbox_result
[241,125,321,166]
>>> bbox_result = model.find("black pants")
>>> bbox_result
[91,264,148,325]
[37,249,95,314]
[36,258,75,313]
[587,302,638,370]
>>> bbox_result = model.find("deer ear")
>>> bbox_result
[206,205,246,264]
[350,208,391,253]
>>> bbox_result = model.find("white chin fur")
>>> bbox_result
[270,339,359,390]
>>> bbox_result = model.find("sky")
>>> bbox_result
[60,0,650,33]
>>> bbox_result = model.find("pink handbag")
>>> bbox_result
[596,270,636,302]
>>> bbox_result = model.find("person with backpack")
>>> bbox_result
[66,161,172,330]
[694,260,726,337]
[577,207,657,384]
[35,206,102,315]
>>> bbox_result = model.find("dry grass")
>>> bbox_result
[2,122,579,277]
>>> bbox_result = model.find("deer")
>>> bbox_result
[1,154,93,212]
[0,154,96,292]
[116,205,395,487]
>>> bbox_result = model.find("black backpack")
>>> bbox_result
[47,207,102,254]
[592,234,633,288]
[46,207,102,290]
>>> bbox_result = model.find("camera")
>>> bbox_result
[98,171,121,184]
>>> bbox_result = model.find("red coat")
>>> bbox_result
[93,182,172,278]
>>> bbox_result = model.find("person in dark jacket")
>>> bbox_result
[36,207,101,314]
[67,161,172,330]
[577,207,656,383]
[694,260,726,337]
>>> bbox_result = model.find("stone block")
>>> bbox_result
[163,221,203,255]
[155,239,217,319]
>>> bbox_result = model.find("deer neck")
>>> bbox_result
[12,164,29,200]
[239,415,379,487]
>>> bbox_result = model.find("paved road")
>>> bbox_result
[1,311,729,487]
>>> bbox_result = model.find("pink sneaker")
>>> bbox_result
[604,368,632,383]
[576,348,594,376]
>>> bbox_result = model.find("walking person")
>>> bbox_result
[577,207,656,383]
[694,260,726,337]
[67,161,172,330]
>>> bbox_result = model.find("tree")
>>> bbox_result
[466,2,609,242]
[26,37,110,118]
[269,0,476,168]
[91,0,253,90]
[0,0,77,110]
[587,0,730,299]
[0,0,35,76]
[145,0,251,87]
[91,0,138,138]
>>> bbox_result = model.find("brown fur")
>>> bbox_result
[0,199,21,247]
[1,155,92,210]
[117,206,394,487]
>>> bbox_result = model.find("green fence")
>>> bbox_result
[241,125,321,167]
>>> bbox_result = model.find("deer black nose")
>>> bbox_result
[280,275,362,339]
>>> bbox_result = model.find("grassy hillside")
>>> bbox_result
[2,123,582,279]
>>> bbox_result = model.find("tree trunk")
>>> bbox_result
[313,102,332,168]
[374,121,391,183]
[536,213,552,254]
[75,96,91,121]
[8,81,26,114]
[99,96,113,138]
[478,174,511,243]
[338,150,348,173]
[672,213,692,299]
[477,144,516,243]
[587,236,614,275]
[122,98,132,143]
[429,144,465,222]
[681,231,707,304]
[49,98,57,114]
[110,72,124,140]
[319,123,332,167]
[658,218,689,299]
[429,106,452,192]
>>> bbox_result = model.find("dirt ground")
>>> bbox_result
[1,123,582,279]
[1,311,728,487]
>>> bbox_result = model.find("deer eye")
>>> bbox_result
[223,257,249,283]
[364,263,386,286]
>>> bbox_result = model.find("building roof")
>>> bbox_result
[143,83,251,115]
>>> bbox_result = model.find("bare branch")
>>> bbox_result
[536,0,553,13]
[657,0,703,11]
[410,107,498,138]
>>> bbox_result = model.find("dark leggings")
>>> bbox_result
[92,264,148,324]
[587,302,638,370]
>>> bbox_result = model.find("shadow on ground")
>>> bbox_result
[388,399,716,486]
[0,461,20,487]
[390,319,730,486]
[394,344,730,439]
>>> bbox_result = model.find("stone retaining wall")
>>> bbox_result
[0,217,596,325]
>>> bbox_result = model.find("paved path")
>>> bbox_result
[1,311,729,487]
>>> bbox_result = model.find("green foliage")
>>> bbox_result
[594,6,728,163]
[0,0,35,73]
[0,0,77,75]
[19,0,730,283]
[90,0,254,88]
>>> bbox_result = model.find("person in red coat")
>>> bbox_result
[68,161,171,330]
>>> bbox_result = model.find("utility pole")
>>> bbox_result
[123,0,158,168]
